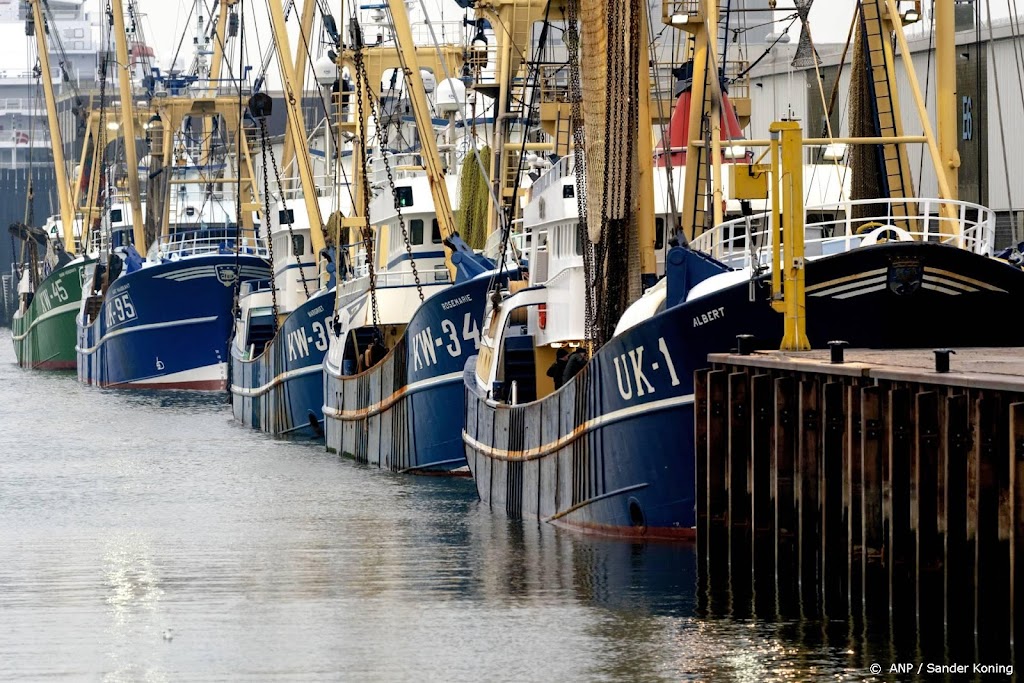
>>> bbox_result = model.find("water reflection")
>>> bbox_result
[0,329,964,680]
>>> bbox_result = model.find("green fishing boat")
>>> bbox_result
[11,254,91,370]
[10,0,97,371]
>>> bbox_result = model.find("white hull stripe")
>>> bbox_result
[322,371,463,421]
[922,282,962,296]
[124,362,225,386]
[11,300,80,341]
[231,364,322,397]
[812,272,1003,300]
[809,275,886,297]
[159,274,228,282]
[155,265,212,276]
[153,266,270,281]
[463,393,696,462]
[805,268,887,294]
[924,266,1006,292]
[923,274,976,293]
[77,315,219,354]
[833,283,888,299]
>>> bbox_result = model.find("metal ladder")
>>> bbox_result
[859,0,914,215]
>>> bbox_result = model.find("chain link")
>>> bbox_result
[96,40,110,254]
[264,121,310,299]
[257,118,281,331]
[352,46,382,334]
[356,56,424,303]
[566,0,595,344]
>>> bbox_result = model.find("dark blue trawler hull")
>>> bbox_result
[231,289,337,437]
[323,273,503,473]
[77,256,271,390]
[463,242,1024,539]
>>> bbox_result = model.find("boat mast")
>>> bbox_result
[280,0,318,186]
[933,0,959,199]
[472,0,558,237]
[28,0,76,253]
[267,0,326,257]
[385,0,457,273]
[636,0,657,286]
[670,0,718,243]
[200,0,236,166]
[109,0,146,252]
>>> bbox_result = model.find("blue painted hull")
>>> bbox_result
[464,243,1024,539]
[323,273,502,473]
[77,256,271,390]
[231,289,336,436]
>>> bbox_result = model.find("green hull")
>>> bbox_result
[11,259,92,370]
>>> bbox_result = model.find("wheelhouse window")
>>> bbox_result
[431,219,442,244]
[292,234,305,256]
[655,218,665,250]
[410,219,424,245]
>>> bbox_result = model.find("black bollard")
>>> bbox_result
[736,334,755,356]
[934,348,956,373]
[828,340,848,364]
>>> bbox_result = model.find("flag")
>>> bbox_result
[14,131,29,145]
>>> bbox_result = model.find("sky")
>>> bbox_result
[0,0,1017,73]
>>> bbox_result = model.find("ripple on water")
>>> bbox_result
[0,329,901,681]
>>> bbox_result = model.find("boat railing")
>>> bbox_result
[348,267,450,288]
[662,0,702,22]
[239,279,274,297]
[529,155,575,200]
[154,233,270,259]
[689,197,997,270]
[368,152,426,186]
[276,173,347,202]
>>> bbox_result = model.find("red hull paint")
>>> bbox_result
[551,518,697,542]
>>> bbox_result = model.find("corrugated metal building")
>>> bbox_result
[743,16,1024,248]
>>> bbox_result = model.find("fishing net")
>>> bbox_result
[579,0,643,346]
[791,0,820,68]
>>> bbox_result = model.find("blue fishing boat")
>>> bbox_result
[465,209,1024,537]
[77,0,271,390]
[462,0,1024,538]
[230,2,343,435]
[77,196,271,389]
[321,0,513,471]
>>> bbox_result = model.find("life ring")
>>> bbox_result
[856,223,914,246]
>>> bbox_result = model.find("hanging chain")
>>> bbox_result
[352,46,382,334]
[96,41,111,255]
[355,54,423,302]
[585,0,641,347]
[264,122,310,298]
[257,118,280,331]
[566,0,595,344]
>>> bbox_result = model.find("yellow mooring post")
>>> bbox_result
[770,120,810,351]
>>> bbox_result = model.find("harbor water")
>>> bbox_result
[0,328,956,681]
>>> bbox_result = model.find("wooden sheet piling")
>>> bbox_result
[696,347,1024,660]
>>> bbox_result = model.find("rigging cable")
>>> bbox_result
[492,0,553,279]
[412,0,515,252]
[986,0,1015,232]
[798,7,848,205]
